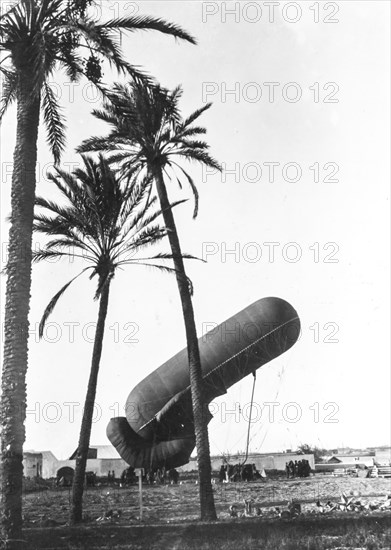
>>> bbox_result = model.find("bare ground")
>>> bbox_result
[16,474,391,549]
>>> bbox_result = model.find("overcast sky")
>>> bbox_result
[1,1,390,460]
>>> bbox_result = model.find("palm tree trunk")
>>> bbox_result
[70,281,111,524]
[152,166,216,520]
[1,73,41,549]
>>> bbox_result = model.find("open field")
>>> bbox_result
[17,474,391,549]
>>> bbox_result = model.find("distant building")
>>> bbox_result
[23,451,42,478]
[41,451,59,478]
[327,454,375,468]
[178,452,315,473]
[23,450,61,479]
[367,446,391,466]
[55,445,128,479]
[23,445,129,479]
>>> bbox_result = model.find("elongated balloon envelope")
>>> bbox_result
[107,297,300,470]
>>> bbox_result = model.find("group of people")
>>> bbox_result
[145,467,179,485]
[219,463,263,483]
[119,466,180,486]
[107,470,116,483]
[120,467,136,486]
[285,459,311,478]
[85,471,97,486]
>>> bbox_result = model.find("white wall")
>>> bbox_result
[46,458,129,478]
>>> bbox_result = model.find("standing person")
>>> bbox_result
[156,468,162,484]
[120,469,126,486]
[168,469,179,484]
[219,465,226,483]
[285,462,290,479]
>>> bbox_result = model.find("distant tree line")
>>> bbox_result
[296,444,329,464]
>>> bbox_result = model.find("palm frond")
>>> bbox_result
[97,15,196,45]
[44,237,92,255]
[142,251,206,263]
[0,1,24,23]
[0,67,17,120]
[105,150,132,166]
[122,224,167,254]
[118,177,151,227]
[180,168,199,219]
[178,139,210,151]
[42,81,66,164]
[76,136,127,153]
[35,195,84,227]
[45,168,83,208]
[61,52,84,82]
[174,126,207,139]
[180,148,222,172]
[120,260,194,295]
[32,249,72,263]
[38,268,91,338]
[33,215,87,245]
[135,198,188,231]
[183,103,212,127]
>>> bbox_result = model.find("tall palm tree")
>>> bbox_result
[78,81,221,520]
[0,0,195,542]
[34,154,187,523]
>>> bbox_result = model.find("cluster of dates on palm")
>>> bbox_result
[70,0,94,19]
[85,54,103,83]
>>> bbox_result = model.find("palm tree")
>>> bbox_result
[0,0,195,542]
[78,81,221,520]
[34,154,187,523]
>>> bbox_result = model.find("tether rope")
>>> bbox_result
[241,370,257,467]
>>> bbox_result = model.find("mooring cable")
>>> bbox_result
[241,370,257,467]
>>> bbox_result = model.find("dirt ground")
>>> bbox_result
[19,474,391,549]
[22,474,391,524]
